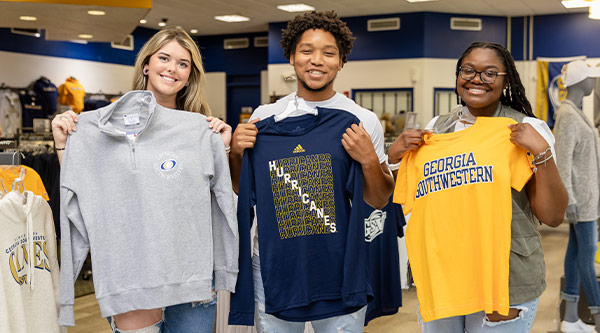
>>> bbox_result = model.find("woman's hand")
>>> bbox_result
[387,129,427,164]
[51,111,78,149]
[206,116,232,148]
[508,123,548,155]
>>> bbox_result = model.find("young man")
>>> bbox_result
[228,11,395,332]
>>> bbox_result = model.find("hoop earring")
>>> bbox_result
[143,68,149,75]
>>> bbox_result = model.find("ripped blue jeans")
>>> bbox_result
[109,298,217,333]
[421,297,539,333]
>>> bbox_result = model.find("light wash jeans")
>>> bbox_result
[421,297,539,332]
[108,298,217,333]
[252,255,367,333]
[562,220,600,314]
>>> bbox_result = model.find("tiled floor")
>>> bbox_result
[70,223,571,332]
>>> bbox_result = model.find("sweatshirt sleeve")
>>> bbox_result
[553,106,578,206]
[209,133,239,292]
[58,188,90,326]
[228,151,256,326]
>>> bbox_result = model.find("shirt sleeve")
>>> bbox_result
[508,144,534,192]
[228,151,256,326]
[393,150,415,213]
[209,133,239,292]
[58,188,90,326]
[552,107,578,205]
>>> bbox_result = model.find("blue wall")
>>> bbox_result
[533,12,600,58]
[268,11,507,64]
[0,27,156,65]
[196,32,268,75]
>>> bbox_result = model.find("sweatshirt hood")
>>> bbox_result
[97,90,158,137]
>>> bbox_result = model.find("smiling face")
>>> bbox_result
[144,40,192,108]
[290,29,343,101]
[456,47,508,117]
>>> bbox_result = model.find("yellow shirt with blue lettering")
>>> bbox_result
[0,166,49,201]
[393,117,533,322]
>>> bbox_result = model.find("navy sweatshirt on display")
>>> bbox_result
[229,108,373,325]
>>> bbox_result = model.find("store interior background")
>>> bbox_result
[1,0,599,332]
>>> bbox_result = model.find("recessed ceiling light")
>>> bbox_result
[277,4,316,12]
[78,34,93,39]
[158,22,166,27]
[562,0,593,8]
[405,0,439,2]
[139,19,147,24]
[190,29,198,34]
[590,3,600,18]
[19,16,37,21]
[215,15,250,23]
[87,10,105,16]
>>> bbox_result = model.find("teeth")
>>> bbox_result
[161,75,176,82]
[309,70,324,74]
[468,88,486,93]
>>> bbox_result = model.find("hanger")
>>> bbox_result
[8,151,26,195]
[274,94,318,122]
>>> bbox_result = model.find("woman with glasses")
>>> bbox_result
[388,41,567,332]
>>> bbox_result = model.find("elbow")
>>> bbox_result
[540,215,564,228]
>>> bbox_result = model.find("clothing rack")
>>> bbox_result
[0,151,21,165]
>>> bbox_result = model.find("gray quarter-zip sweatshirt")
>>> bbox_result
[58,90,238,326]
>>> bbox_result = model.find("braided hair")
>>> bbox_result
[455,41,534,117]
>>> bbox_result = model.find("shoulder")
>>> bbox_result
[250,93,294,121]
[324,93,380,134]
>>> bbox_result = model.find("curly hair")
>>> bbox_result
[281,11,355,63]
[455,41,534,117]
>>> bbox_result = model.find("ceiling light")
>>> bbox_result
[87,10,105,16]
[139,19,147,24]
[215,15,250,23]
[190,29,198,34]
[78,34,93,39]
[590,3,600,19]
[405,0,439,2]
[562,0,593,8]
[19,16,37,21]
[158,18,168,27]
[277,4,316,12]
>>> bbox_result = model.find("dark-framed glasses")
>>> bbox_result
[459,66,507,84]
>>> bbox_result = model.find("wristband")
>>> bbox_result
[387,156,401,171]
[55,147,66,151]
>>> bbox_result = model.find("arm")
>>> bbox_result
[341,122,394,209]
[229,119,259,194]
[51,111,78,165]
[387,129,427,179]
[553,110,578,221]
[508,122,568,227]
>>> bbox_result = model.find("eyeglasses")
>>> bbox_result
[459,66,507,84]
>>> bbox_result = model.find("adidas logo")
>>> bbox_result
[292,144,305,153]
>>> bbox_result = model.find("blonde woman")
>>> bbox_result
[52,28,231,333]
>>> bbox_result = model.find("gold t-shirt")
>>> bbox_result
[394,117,533,322]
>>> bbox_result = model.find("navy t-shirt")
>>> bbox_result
[364,198,406,324]
[230,107,372,325]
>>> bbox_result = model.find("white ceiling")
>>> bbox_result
[0,0,590,41]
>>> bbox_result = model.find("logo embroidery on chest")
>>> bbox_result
[155,151,184,180]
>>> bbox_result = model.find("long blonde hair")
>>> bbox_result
[132,27,211,115]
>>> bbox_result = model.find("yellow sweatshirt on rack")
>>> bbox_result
[0,165,49,201]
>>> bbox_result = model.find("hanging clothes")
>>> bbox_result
[0,89,22,138]
[0,165,49,201]
[230,108,372,325]
[19,89,44,133]
[393,117,533,322]
[58,77,85,113]
[58,90,238,326]
[33,77,58,117]
[364,198,405,325]
[0,190,61,333]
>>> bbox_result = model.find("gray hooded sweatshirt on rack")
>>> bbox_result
[58,90,238,326]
